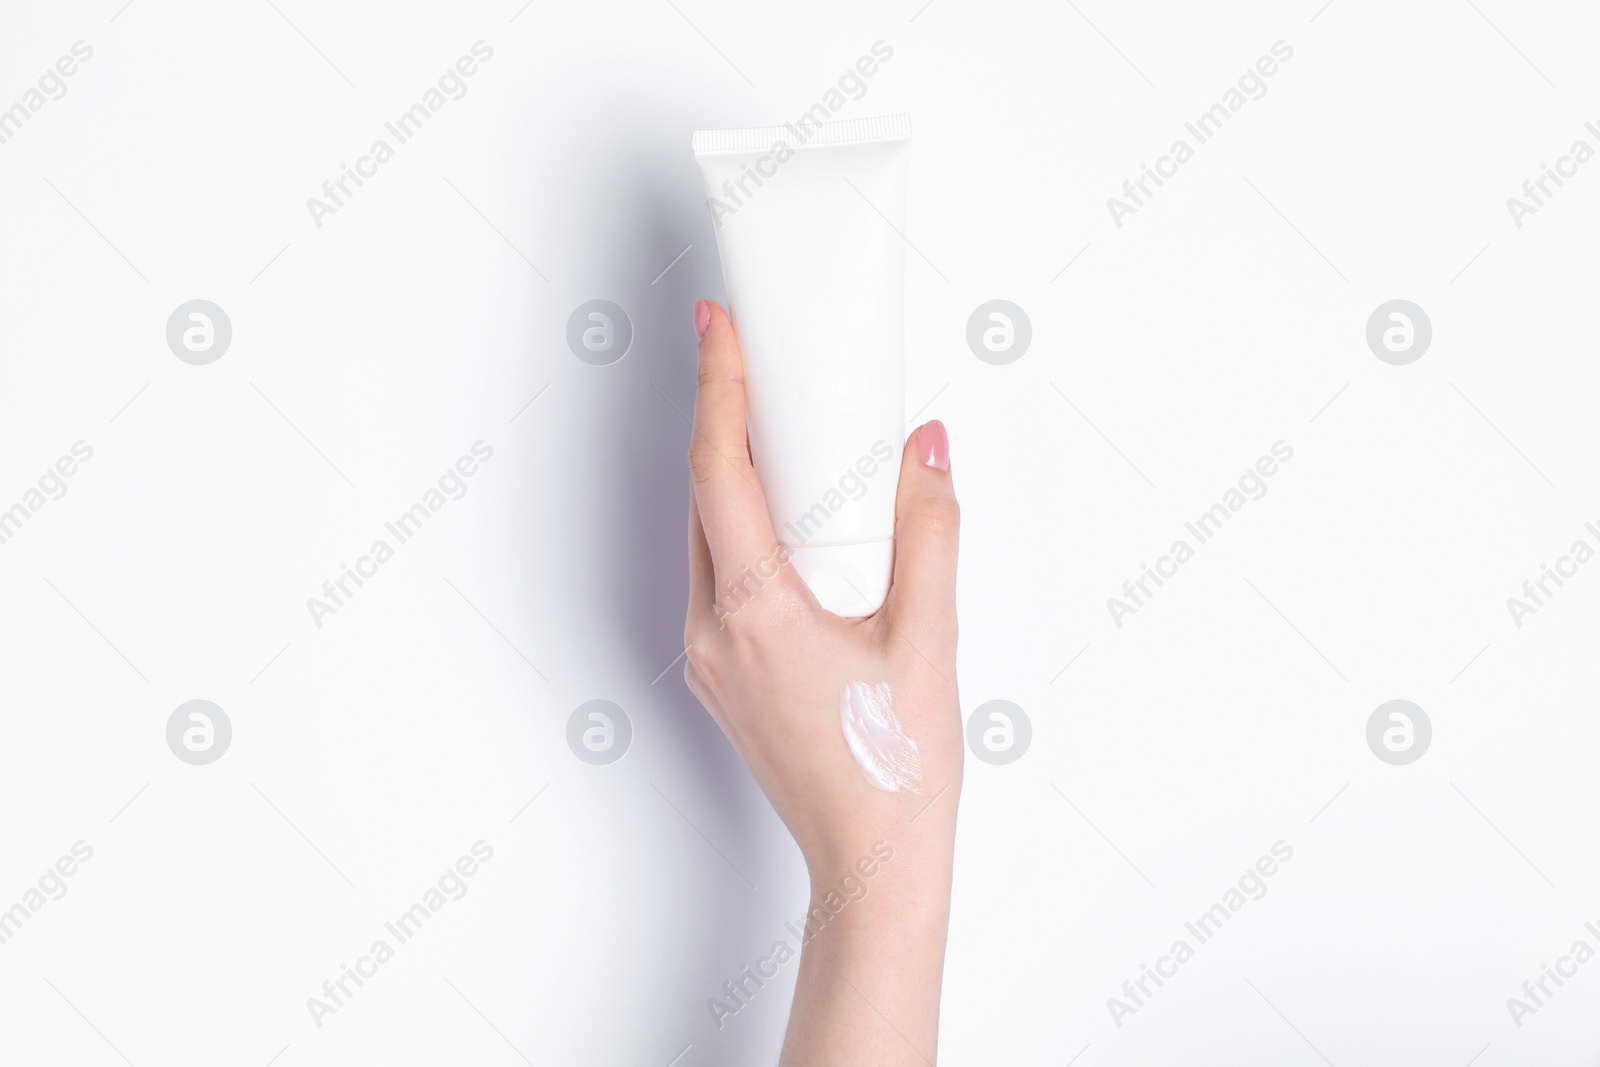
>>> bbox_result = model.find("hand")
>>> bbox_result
[683,299,962,1065]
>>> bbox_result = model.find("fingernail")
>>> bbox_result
[918,420,949,471]
[694,299,711,341]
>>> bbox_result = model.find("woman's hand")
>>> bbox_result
[683,299,962,1065]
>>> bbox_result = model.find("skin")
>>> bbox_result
[683,300,963,1065]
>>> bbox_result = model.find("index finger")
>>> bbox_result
[688,300,783,579]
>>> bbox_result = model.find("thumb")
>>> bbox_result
[884,420,959,645]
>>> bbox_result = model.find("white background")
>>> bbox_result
[1,1,1597,1064]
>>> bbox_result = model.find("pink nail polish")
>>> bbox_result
[918,420,949,471]
[694,300,711,341]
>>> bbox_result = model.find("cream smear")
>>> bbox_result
[840,681,921,793]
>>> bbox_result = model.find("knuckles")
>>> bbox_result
[682,627,727,693]
[696,358,742,390]
[687,443,720,485]
[683,544,819,699]
[685,582,810,687]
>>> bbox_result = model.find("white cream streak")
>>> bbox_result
[840,681,921,793]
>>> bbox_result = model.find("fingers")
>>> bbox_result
[884,421,959,650]
[687,488,715,616]
[688,300,782,578]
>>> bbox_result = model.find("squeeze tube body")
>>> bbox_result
[692,114,910,617]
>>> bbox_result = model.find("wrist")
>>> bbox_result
[802,828,954,933]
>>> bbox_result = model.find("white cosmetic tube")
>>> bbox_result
[692,114,910,617]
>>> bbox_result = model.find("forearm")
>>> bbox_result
[780,830,956,1066]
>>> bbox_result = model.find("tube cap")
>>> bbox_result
[787,540,894,618]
